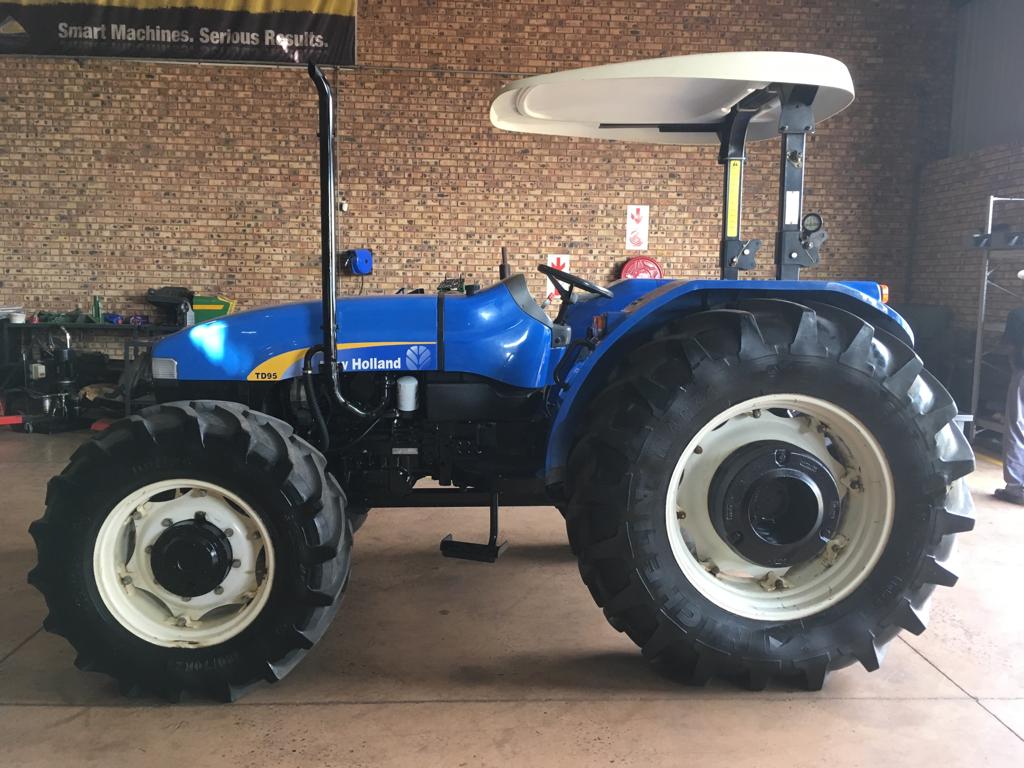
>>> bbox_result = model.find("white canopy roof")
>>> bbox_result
[489,52,855,145]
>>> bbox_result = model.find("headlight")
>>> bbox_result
[151,357,178,380]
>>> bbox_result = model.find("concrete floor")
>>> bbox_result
[1,432,1023,767]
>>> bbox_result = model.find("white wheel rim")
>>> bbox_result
[93,479,275,648]
[665,394,894,621]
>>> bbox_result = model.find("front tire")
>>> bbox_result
[28,400,350,701]
[565,300,975,689]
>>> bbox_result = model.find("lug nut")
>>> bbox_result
[121,576,132,585]
[175,617,187,627]
[224,528,234,537]
[231,559,241,568]
[774,449,789,465]
[693,445,703,455]
[161,518,173,527]
[214,586,224,595]
[195,511,206,520]
[145,545,153,554]
[677,509,687,520]
[751,409,762,418]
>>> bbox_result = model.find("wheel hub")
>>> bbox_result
[708,440,842,568]
[668,396,894,620]
[150,517,233,598]
[94,479,275,648]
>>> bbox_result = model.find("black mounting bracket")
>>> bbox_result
[773,84,821,281]
[440,491,509,562]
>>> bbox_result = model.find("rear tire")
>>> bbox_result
[565,299,974,689]
[28,400,350,701]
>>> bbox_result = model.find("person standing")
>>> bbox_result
[996,290,1024,504]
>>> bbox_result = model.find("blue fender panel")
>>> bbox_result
[544,278,912,485]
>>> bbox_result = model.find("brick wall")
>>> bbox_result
[1,0,955,355]
[909,142,1024,333]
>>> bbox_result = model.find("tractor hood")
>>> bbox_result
[152,294,438,383]
[151,276,557,389]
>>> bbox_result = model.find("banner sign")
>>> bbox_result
[0,0,356,64]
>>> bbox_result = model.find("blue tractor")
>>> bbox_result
[29,52,975,700]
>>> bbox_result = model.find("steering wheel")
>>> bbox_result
[537,264,614,301]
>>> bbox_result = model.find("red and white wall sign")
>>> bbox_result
[625,205,650,251]
[545,254,571,301]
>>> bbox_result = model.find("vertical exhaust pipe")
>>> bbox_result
[306,64,390,427]
[307,63,339,377]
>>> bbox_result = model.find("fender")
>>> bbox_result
[544,278,913,487]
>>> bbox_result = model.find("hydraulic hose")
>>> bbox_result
[302,346,331,451]
[302,345,396,452]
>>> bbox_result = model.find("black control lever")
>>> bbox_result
[499,246,511,280]
[723,239,761,272]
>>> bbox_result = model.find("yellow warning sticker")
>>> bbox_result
[726,159,742,238]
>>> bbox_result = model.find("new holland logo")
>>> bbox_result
[405,345,432,370]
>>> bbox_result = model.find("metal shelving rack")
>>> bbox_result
[968,194,1024,442]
